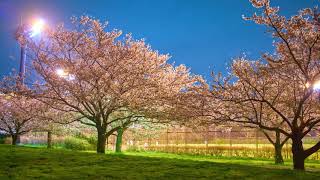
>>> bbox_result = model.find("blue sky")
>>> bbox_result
[0,0,318,79]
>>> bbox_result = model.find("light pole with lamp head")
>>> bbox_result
[16,18,45,85]
[14,18,45,144]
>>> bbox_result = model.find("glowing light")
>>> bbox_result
[306,82,310,88]
[68,74,76,81]
[30,19,45,37]
[306,81,320,90]
[56,68,66,77]
[313,81,320,90]
[56,68,75,81]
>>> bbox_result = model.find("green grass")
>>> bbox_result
[0,145,319,179]
[124,151,320,169]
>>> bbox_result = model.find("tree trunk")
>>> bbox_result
[261,129,285,165]
[11,135,18,145]
[97,130,107,154]
[115,128,124,153]
[274,130,284,164]
[292,133,305,170]
[274,143,284,164]
[47,131,52,149]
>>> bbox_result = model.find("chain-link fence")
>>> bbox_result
[16,128,320,160]
[123,128,320,160]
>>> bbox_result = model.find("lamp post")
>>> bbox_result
[16,18,45,85]
[15,18,45,144]
[19,41,27,85]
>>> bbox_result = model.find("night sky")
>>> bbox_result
[0,0,318,79]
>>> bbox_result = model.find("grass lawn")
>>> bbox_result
[0,145,320,179]
[124,151,320,170]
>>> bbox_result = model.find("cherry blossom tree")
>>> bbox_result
[0,93,45,145]
[210,60,292,164]
[37,110,75,149]
[23,16,201,153]
[210,0,320,170]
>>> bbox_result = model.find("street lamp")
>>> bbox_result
[313,81,320,90]
[16,18,46,85]
[306,81,320,90]
[30,19,45,37]
[56,68,66,77]
[13,18,45,145]
[55,68,75,81]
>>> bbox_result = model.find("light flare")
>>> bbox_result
[313,81,320,90]
[56,68,66,77]
[30,19,45,37]
[56,68,75,81]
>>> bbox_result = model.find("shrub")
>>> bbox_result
[64,137,93,151]
[73,133,97,148]
[0,133,9,144]
[0,136,5,144]
[84,135,97,148]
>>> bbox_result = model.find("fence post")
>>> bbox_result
[255,129,259,154]
[184,128,187,146]
[166,128,169,147]
[286,141,289,159]
[175,130,178,145]
[205,126,209,154]
[229,131,232,156]
[214,127,217,144]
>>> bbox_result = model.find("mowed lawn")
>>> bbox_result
[0,145,320,179]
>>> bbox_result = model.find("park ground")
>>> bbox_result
[0,145,320,179]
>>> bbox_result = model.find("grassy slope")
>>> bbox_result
[0,145,319,180]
